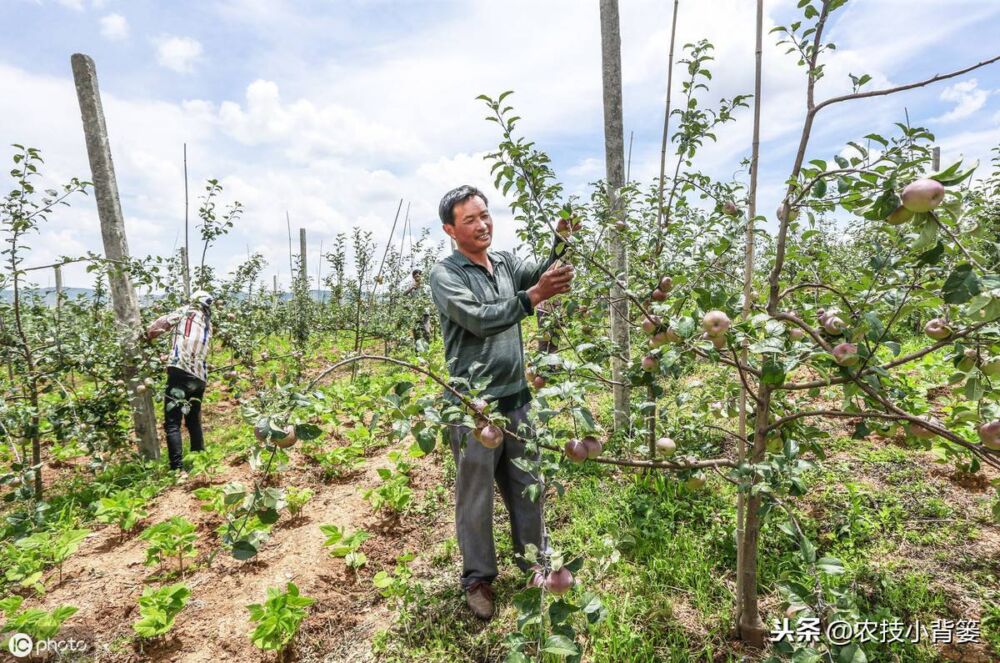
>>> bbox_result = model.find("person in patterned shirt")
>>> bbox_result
[146,290,215,477]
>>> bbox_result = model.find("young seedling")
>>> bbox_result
[94,490,148,538]
[319,524,369,572]
[140,517,198,575]
[246,582,314,656]
[132,583,191,639]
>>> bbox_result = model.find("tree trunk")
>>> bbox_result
[599,0,630,433]
[71,53,160,461]
[736,0,767,646]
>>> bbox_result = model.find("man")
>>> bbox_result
[429,185,574,620]
[401,269,432,346]
[146,290,215,479]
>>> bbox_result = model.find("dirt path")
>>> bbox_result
[31,426,449,662]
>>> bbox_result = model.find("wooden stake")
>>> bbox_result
[71,53,159,460]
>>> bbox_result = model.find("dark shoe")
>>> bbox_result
[465,580,494,620]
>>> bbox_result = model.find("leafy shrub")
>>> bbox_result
[319,524,368,570]
[94,490,148,536]
[140,517,198,573]
[362,468,412,515]
[0,595,78,644]
[132,583,191,638]
[284,486,314,517]
[246,582,314,653]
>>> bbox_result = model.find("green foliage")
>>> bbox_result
[140,516,198,573]
[94,490,148,536]
[319,524,369,569]
[246,582,314,653]
[0,595,78,643]
[362,464,413,515]
[284,486,314,517]
[132,583,191,639]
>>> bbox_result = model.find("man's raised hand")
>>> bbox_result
[528,261,574,307]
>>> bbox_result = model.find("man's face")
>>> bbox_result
[444,195,493,254]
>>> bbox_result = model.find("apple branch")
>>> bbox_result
[813,54,1000,115]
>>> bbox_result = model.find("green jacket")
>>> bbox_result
[429,242,563,402]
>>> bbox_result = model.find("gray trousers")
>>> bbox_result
[449,402,545,589]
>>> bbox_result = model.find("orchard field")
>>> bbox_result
[2,1,1000,661]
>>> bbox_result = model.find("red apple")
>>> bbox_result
[641,355,659,372]
[832,342,859,367]
[822,316,846,336]
[564,438,589,463]
[723,201,740,217]
[977,421,1000,450]
[701,310,731,337]
[544,567,574,595]
[478,424,504,449]
[658,276,673,292]
[685,473,707,490]
[788,326,806,341]
[901,178,945,213]
[642,315,662,335]
[923,318,952,341]
[651,288,667,302]
[582,435,603,459]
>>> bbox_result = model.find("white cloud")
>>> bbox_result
[154,35,203,74]
[934,79,990,123]
[99,13,128,41]
[205,79,424,162]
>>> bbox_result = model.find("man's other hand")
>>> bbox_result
[527,261,574,307]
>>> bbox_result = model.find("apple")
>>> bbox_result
[723,201,740,217]
[702,332,726,350]
[958,348,979,372]
[470,398,489,415]
[651,288,667,302]
[885,205,914,226]
[532,375,547,389]
[776,202,799,223]
[274,426,298,449]
[981,358,1000,377]
[685,473,707,490]
[655,437,676,457]
[822,316,846,336]
[923,318,952,341]
[544,567,574,595]
[832,342,859,367]
[665,328,683,344]
[650,331,671,348]
[977,421,1000,450]
[701,310,731,337]
[582,435,603,459]
[788,326,806,341]
[901,178,945,213]
[658,276,673,292]
[478,424,504,449]
[136,384,148,395]
[556,215,581,237]
[529,565,545,588]
[910,417,939,440]
[564,438,589,463]
[641,355,659,372]
[254,417,273,443]
[642,315,662,335]
[614,220,627,231]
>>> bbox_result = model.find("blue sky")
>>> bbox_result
[2,0,999,288]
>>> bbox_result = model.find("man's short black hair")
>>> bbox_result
[412,269,423,277]
[438,185,488,225]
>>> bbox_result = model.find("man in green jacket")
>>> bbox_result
[430,185,573,620]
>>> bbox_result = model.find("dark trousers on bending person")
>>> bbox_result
[448,401,545,589]
[164,366,206,471]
